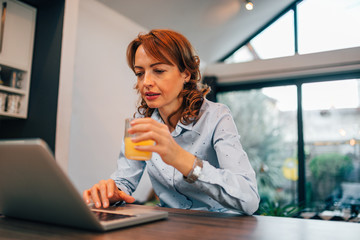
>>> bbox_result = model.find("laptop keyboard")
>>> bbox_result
[92,211,134,221]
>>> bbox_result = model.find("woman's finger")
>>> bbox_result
[119,191,136,203]
[131,117,163,126]
[90,184,102,208]
[106,179,116,198]
[83,189,91,204]
[99,180,110,208]
[129,123,163,135]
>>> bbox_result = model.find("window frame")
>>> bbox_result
[219,1,301,62]
[214,72,360,206]
[212,0,360,207]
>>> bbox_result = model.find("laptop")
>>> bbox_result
[0,138,168,231]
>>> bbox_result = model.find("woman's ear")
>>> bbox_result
[182,69,191,83]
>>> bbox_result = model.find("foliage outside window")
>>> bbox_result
[217,86,298,211]
[302,80,360,211]
[217,79,360,218]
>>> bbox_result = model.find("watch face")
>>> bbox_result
[193,166,202,176]
[184,158,203,183]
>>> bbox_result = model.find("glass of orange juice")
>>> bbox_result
[124,118,155,160]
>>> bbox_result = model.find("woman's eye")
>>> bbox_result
[135,72,143,77]
[154,69,165,74]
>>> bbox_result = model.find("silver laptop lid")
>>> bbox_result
[0,139,104,230]
[0,138,167,231]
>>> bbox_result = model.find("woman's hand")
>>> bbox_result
[128,118,195,176]
[83,179,135,208]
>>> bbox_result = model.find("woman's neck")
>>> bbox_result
[159,108,182,132]
[158,97,183,132]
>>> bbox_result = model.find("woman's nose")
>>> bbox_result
[143,73,154,86]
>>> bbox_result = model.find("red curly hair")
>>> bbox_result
[126,29,209,128]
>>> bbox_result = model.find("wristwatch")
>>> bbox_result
[184,157,203,183]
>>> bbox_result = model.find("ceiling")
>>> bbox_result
[97,0,297,64]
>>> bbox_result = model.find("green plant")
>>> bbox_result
[258,200,303,217]
[309,153,353,179]
[218,90,292,204]
[308,153,354,202]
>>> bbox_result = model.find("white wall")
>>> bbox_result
[57,0,151,201]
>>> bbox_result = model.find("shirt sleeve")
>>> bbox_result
[110,143,146,196]
[194,107,260,215]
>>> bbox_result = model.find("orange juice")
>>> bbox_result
[124,137,155,160]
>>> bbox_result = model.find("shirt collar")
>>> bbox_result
[150,109,200,136]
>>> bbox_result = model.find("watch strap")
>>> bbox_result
[184,157,203,183]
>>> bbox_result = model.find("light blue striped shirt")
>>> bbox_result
[111,99,259,214]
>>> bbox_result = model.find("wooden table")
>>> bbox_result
[0,204,359,240]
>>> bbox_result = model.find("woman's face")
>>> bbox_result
[134,45,190,117]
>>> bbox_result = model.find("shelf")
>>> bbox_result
[0,61,27,72]
[0,85,26,95]
[0,0,36,119]
[0,110,26,119]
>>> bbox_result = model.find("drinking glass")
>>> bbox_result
[124,118,155,160]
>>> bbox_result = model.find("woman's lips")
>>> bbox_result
[145,92,160,100]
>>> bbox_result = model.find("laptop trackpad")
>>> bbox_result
[92,211,134,221]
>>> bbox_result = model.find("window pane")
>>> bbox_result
[224,10,295,63]
[224,46,254,64]
[250,10,295,60]
[302,79,360,214]
[217,86,298,210]
[298,0,360,54]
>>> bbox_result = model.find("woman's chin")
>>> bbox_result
[145,102,159,109]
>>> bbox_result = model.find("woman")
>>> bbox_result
[83,29,259,214]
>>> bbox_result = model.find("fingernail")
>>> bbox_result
[96,202,100,208]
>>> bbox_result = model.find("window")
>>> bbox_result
[250,11,294,60]
[217,0,360,217]
[224,44,254,64]
[217,86,298,206]
[216,78,360,217]
[225,11,294,64]
[224,0,360,63]
[298,0,360,54]
[302,79,360,211]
